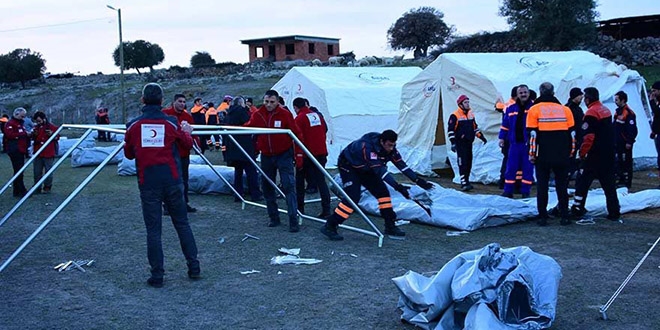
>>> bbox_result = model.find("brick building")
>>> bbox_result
[598,14,660,40]
[240,35,340,63]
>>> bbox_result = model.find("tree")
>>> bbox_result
[113,40,165,74]
[387,7,453,58]
[190,51,216,68]
[499,0,598,50]
[0,48,46,88]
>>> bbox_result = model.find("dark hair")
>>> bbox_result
[539,82,554,97]
[142,83,163,105]
[615,91,628,103]
[380,129,398,143]
[529,90,537,101]
[292,97,306,108]
[583,87,599,102]
[33,111,47,121]
[173,93,185,101]
[194,97,202,103]
[246,97,253,103]
[278,96,285,105]
[264,90,279,98]
[510,86,519,98]
[208,102,215,108]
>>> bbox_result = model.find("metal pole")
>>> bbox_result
[599,235,660,319]
[0,125,65,196]
[118,8,126,124]
[0,142,125,272]
[286,130,384,241]
[0,129,94,228]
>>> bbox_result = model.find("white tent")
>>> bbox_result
[398,51,656,182]
[272,66,422,168]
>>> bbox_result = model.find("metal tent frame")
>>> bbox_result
[0,123,385,272]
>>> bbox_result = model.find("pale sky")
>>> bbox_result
[1,0,657,75]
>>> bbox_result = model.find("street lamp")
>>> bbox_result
[107,5,126,123]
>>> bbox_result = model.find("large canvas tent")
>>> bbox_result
[398,51,655,182]
[272,66,422,168]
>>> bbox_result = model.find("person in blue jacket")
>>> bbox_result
[498,85,534,198]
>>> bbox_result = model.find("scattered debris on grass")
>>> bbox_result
[54,259,94,272]
[241,233,260,242]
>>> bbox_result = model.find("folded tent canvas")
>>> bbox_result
[398,51,655,182]
[271,66,422,168]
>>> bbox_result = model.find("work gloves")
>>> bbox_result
[480,136,488,144]
[415,178,433,190]
[394,184,411,199]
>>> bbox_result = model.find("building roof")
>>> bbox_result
[598,14,660,40]
[240,35,340,45]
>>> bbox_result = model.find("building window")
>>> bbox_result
[285,43,295,55]
[255,46,264,58]
[327,44,334,55]
[308,43,315,54]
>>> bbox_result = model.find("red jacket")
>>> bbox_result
[125,105,193,188]
[295,106,328,157]
[33,122,59,158]
[3,118,30,154]
[162,106,199,157]
[245,105,302,156]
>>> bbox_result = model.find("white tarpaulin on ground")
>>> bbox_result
[272,66,422,168]
[345,178,660,230]
[56,137,95,157]
[117,155,205,176]
[398,51,656,181]
[393,243,562,329]
[187,164,240,195]
[71,146,123,167]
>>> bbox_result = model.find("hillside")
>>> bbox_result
[0,70,286,125]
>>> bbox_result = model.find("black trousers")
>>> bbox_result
[181,157,190,203]
[327,163,396,227]
[499,140,509,187]
[574,162,620,217]
[614,146,633,188]
[535,161,569,218]
[9,152,27,197]
[456,140,473,185]
[296,155,331,214]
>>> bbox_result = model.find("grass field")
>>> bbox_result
[0,138,659,329]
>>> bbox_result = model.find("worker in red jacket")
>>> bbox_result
[245,89,303,232]
[162,93,199,213]
[4,108,31,197]
[292,97,331,218]
[31,111,59,194]
[124,83,200,288]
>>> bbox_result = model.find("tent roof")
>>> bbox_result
[286,67,423,90]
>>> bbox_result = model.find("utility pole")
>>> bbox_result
[107,5,126,123]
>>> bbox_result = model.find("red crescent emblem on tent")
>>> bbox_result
[150,129,157,138]
[297,84,302,91]
[450,77,456,85]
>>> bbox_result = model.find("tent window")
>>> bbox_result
[327,44,334,55]
[255,47,264,58]
[285,43,295,55]
[308,43,315,54]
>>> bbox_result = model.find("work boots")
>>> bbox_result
[384,218,406,237]
[320,216,343,241]
[384,226,406,237]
